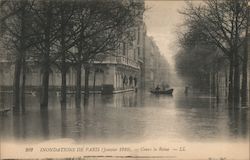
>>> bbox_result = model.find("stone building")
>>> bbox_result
[0,1,147,94]
[143,36,170,90]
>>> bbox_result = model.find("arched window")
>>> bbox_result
[129,76,133,86]
[134,77,137,87]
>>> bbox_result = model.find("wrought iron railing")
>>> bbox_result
[94,55,140,69]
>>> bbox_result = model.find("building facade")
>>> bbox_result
[0,0,170,94]
[143,36,170,90]
[0,2,147,94]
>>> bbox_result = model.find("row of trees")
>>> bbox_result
[176,0,249,106]
[0,0,144,111]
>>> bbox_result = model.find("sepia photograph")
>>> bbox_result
[0,0,249,159]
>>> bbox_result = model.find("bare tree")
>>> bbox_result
[241,6,249,106]
[1,0,144,109]
[30,0,60,109]
[1,0,35,112]
[53,0,76,107]
[68,0,144,106]
[180,0,248,104]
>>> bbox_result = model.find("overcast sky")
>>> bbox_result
[144,1,186,67]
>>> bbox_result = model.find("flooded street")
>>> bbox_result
[1,0,249,159]
[0,89,249,143]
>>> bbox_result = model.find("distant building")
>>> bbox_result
[89,22,146,94]
[143,36,170,90]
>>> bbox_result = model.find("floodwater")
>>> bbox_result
[0,88,249,143]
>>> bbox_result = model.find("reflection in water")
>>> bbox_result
[13,113,21,139]
[61,108,67,138]
[0,89,249,143]
[228,108,248,139]
[40,110,49,139]
[74,108,82,139]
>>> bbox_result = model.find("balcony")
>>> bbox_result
[94,55,140,69]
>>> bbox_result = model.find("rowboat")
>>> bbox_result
[150,88,174,95]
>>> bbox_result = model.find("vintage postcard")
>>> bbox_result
[0,0,249,159]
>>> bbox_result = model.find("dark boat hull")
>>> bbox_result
[150,89,174,95]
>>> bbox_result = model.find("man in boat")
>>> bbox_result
[155,85,160,91]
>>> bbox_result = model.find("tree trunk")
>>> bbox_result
[16,0,28,112]
[225,67,228,98]
[92,69,96,107]
[216,71,219,103]
[84,64,90,106]
[60,8,67,106]
[233,7,240,106]
[75,63,82,107]
[40,64,50,109]
[233,55,240,105]
[228,57,234,103]
[13,1,27,112]
[84,64,90,96]
[93,69,96,93]
[212,70,216,96]
[21,58,26,112]
[60,42,67,106]
[61,65,67,106]
[241,56,248,106]
[40,1,52,110]
[13,58,22,112]
[241,13,248,106]
[209,71,212,96]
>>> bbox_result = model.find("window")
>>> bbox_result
[123,42,126,55]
